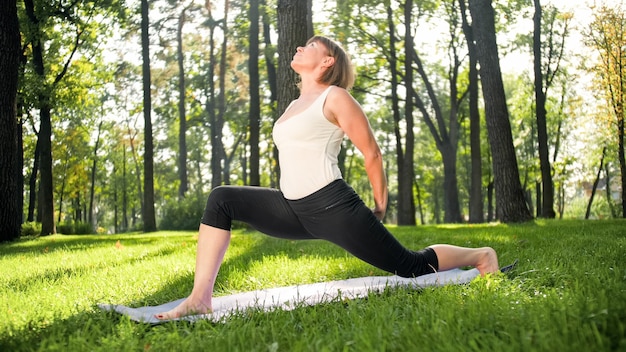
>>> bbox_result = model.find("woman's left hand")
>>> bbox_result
[372,207,386,221]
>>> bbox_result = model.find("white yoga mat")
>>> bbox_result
[98,268,480,324]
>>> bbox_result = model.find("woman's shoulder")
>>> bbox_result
[326,85,360,107]
[323,86,364,125]
[326,85,355,103]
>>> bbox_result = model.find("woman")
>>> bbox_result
[156,36,498,320]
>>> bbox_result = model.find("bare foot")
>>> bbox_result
[475,247,499,276]
[155,296,212,320]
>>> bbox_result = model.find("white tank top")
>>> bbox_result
[273,86,344,199]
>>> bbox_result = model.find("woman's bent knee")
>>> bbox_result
[201,186,236,230]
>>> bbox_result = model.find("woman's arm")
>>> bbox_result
[325,87,388,220]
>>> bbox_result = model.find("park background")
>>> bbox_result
[1,0,625,240]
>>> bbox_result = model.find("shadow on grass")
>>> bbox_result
[0,306,159,351]
[0,233,172,258]
[4,245,181,295]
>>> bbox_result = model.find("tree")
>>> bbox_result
[397,0,417,225]
[408,0,467,224]
[88,120,104,229]
[533,0,570,218]
[177,4,190,198]
[0,0,22,242]
[468,0,532,222]
[141,0,157,232]
[261,0,279,187]
[276,0,310,116]
[386,4,408,223]
[23,0,62,235]
[21,0,125,235]
[586,4,626,218]
[249,0,261,186]
[459,0,484,223]
[586,146,607,219]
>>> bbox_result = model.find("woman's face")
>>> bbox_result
[291,40,331,73]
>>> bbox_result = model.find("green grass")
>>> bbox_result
[1,220,625,351]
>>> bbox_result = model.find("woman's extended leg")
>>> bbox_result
[288,180,500,277]
[429,244,499,275]
[155,224,230,320]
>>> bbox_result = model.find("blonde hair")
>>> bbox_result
[307,36,355,90]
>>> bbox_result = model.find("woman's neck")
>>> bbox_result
[298,78,330,96]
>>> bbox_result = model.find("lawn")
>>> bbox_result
[1,220,624,351]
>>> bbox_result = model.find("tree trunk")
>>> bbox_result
[487,179,494,221]
[261,0,279,187]
[27,136,40,222]
[619,108,626,218]
[586,147,606,219]
[415,180,425,225]
[127,125,144,216]
[441,146,462,223]
[205,17,223,189]
[88,120,103,229]
[387,5,404,224]
[604,162,617,218]
[468,0,532,223]
[218,3,229,185]
[141,0,157,232]
[57,156,68,224]
[533,0,556,218]
[177,7,188,198]
[122,147,129,231]
[0,0,22,242]
[410,44,462,223]
[277,0,309,117]
[398,0,416,225]
[24,0,55,235]
[249,0,261,186]
[459,0,484,223]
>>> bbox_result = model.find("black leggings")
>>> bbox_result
[201,179,438,278]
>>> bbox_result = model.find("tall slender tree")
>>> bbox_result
[88,120,104,229]
[533,0,556,218]
[141,0,157,232]
[23,0,60,235]
[177,5,189,198]
[0,0,22,242]
[459,0,484,223]
[585,4,626,218]
[408,0,465,224]
[249,0,261,186]
[397,0,417,225]
[261,0,279,187]
[217,1,229,185]
[386,4,405,222]
[468,0,532,222]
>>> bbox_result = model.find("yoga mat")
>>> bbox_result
[98,268,480,324]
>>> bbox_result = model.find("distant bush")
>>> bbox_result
[562,196,617,219]
[21,222,41,237]
[57,221,94,235]
[160,194,207,231]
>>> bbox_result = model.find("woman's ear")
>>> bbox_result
[322,56,335,68]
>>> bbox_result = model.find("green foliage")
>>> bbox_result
[1,220,625,351]
[159,194,207,231]
[563,195,615,220]
[56,221,94,235]
[20,222,41,237]
[13,0,619,240]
